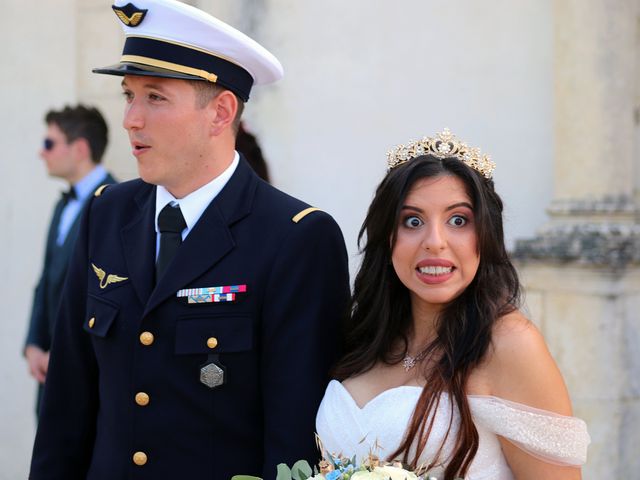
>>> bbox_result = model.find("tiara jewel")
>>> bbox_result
[386,128,496,179]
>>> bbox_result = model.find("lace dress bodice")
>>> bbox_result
[316,380,589,479]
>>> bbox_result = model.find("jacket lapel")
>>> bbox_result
[121,183,156,307]
[144,157,258,316]
[61,206,84,256]
[45,198,65,258]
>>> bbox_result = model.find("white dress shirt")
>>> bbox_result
[56,165,108,246]
[154,152,239,258]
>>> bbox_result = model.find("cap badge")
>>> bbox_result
[91,263,129,289]
[112,3,148,27]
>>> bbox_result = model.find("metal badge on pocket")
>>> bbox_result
[200,355,226,389]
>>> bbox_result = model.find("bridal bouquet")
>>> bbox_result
[232,453,431,480]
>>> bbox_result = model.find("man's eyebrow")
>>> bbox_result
[120,79,168,91]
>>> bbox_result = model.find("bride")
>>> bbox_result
[316,130,590,479]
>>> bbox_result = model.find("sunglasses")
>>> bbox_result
[43,138,55,151]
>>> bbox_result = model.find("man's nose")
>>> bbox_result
[123,100,144,131]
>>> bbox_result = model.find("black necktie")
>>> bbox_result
[61,186,77,205]
[156,203,187,281]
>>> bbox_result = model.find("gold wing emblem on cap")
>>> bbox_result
[114,10,144,26]
[112,4,148,27]
[92,263,129,289]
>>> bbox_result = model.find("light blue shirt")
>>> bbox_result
[154,152,239,258]
[56,165,108,246]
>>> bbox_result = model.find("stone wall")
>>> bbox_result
[514,2,640,476]
[0,3,76,479]
[517,262,640,477]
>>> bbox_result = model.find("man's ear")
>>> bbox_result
[209,90,238,136]
[72,137,92,163]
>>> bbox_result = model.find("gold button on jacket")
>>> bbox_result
[139,331,154,346]
[88,317,95,328]
[135,392,150,406]
[206,337,218,349]
[133,451,147,466]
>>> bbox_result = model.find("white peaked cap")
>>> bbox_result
[93,0,284,101]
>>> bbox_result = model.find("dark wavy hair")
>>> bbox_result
[333,155,521,478]
[236,122,271,183]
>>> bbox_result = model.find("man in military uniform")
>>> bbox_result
[29,1,350,479]
[24,105,115,417]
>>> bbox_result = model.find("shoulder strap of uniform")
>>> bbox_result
[291,207,321,223]
[94,184,111,197]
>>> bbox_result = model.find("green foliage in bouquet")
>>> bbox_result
[232,459,313,480]
[231,455,433,479]
[231,435,462,480]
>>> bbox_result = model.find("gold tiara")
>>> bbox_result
[386,128,496,179]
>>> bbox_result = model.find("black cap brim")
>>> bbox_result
[93,62,210,82]
[93,61,250,102]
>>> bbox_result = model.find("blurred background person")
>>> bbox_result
[23,105,116,417]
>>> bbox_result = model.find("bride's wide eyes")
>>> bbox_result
[447,215,467,227]
[403,215,424,228]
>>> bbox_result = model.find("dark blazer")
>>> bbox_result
[25,171,117,352]
[30,158,350,480]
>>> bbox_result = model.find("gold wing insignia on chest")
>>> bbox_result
[92,263,129,289]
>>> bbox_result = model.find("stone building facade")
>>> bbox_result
[514,1,640,477]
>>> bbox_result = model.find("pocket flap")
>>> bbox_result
[175,315,252,354]
[84,294,119,338]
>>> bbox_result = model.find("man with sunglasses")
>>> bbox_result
[24,105,115,417]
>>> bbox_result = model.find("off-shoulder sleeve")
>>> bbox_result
[469,395,590,466]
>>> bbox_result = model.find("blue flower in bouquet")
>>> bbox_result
[324,463,354,480]
[325,470,342,480]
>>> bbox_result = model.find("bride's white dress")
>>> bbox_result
[316,380,590,479]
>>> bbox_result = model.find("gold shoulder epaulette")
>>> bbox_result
[292,207,321,223]
[94,184,110,197]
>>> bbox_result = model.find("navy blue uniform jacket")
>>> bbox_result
[30,158,350,479]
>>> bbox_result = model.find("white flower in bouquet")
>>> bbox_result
[373,465,419,480]
[350,470,387,479]
[348,465,418,479]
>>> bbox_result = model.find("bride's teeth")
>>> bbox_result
[418,266,453,275]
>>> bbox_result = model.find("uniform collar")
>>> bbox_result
[154,152,239,235]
